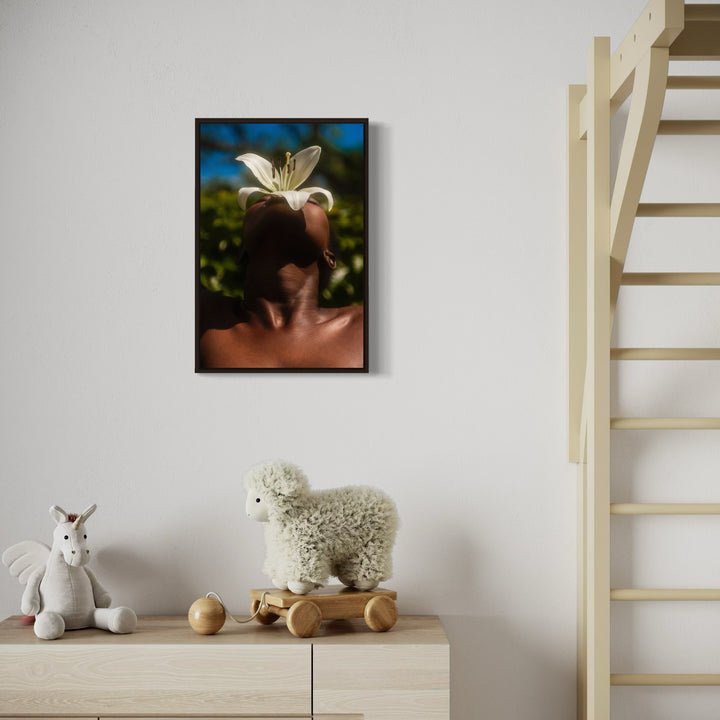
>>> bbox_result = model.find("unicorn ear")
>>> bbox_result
[49,506,68,524]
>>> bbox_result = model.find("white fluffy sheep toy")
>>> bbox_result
[245,461,398,595]
[2,504,137,640]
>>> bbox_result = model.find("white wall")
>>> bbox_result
[0,1,718,718]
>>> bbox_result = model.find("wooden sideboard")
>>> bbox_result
[0,614,449,719]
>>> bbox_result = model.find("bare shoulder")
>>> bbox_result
[328,304,364,325]
[317,304,364,337]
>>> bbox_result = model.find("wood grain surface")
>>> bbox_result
[0,615,448,718]
[0,643,310,715]
[314,644,449,719]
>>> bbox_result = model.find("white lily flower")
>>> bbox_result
[235,145,334,212]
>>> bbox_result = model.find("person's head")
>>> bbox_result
[242,196,336,273]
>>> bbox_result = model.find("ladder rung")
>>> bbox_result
[611,588,720,600]
[670,6,720,60]
[636,203,720,217]
[667,76,720,90]
[657,120,720,134]
[611,418,720,429]
[611,674,720,686]
[685,5,720,22]
[611,348,720,360]
[611,503,720,514]
[621,272,720,285]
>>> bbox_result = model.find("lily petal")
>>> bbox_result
[274,190,310,211]
[287,146,321,190]
[299,186,334,211]
[237,186,268,210]
[235,153,276,190]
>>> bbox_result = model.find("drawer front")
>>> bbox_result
[313,645,449,720]
[0,645,311,716]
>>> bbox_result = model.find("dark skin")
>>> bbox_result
[199,197,364,369]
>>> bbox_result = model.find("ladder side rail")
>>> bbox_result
[578,460,588,720]
[609,48,669,317]
[569,84,588,463]
[577,0,684,138]
[610,0,683,109]
[584,36,612,720]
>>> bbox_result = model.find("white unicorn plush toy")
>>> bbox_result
[2,504,137,640]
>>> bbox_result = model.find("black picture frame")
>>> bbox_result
[195,118,368,373]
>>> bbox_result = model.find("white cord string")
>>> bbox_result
[205,591,270,624]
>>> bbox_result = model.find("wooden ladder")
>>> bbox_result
[568,1,720,717]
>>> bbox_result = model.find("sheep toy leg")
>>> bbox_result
[287,580,316,595]
[336,560,362,589]
[264,538,291,591]
[337,561,380,591]
[93,607,137,634]
[286,555,330,595]
[336,539,392,591]
[33,611,65,640]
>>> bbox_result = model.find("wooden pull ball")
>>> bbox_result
[188,596,226,634]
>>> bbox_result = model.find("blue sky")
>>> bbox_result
[198,121,364,186]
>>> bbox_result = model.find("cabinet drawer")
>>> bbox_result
[0,644,311,716]
[313,644,449,720]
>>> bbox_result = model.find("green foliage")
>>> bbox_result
[199,186,246,297]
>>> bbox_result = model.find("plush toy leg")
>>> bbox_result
[287,580,316,595]
[337,573,380,591]
[93,607,137,634]
[354,579,380,591]
[336,556,383,591]
[34,611,65,640]
[272,577,289,590]
[337,562,380,591]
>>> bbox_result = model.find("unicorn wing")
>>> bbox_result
[2,540,50,585]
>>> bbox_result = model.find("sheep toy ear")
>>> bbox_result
[273,461,310,497]
[49,506,68,525]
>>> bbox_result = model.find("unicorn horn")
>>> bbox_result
[73,503,97,529]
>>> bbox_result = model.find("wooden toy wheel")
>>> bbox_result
[250,598,280,625]
[364,595,398,632]
[286,600,322,638]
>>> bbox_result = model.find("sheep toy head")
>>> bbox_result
[243,460,398,595]
[245,460,311,522]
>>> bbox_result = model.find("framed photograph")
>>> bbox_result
[195,118,368,373]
